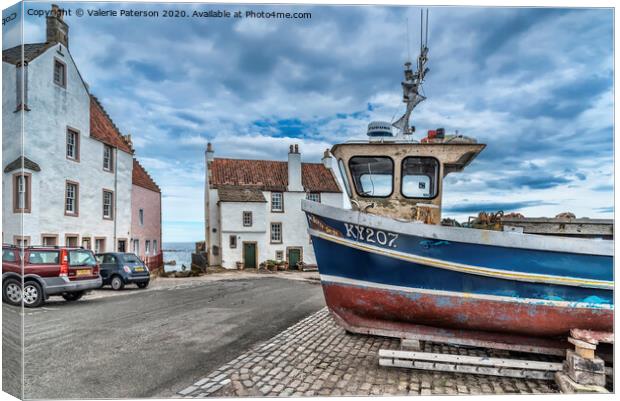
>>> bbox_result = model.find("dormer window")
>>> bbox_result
[53,59,66,87]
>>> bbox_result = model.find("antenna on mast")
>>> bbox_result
[392,8,430,137]
[406,17,411,62]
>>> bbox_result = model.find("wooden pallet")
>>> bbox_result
[379,349,562,380]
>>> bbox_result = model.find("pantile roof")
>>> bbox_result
[217,187,267,203]
[90,96,133,154]
[132,159,160,193]
[210,158,341,193]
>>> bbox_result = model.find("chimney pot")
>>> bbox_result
[294,144,299,153]
[289,145,294,153]
[207,142,213,152]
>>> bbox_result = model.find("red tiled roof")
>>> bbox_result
[132,159,160,193]
[210,158,341,193]
[90,96,133,154]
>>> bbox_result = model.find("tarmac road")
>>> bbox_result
[6,276,325,399]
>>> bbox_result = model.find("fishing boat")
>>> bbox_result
[301,12,613,342]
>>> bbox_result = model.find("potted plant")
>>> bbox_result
[236,261,244,270]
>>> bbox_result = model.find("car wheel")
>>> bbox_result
[23,281,44,308]
[3,278,22,306]
[110,276,125,291]
[62,291,84,302]
[137,282,149,289]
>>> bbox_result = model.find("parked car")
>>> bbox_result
[96,252,150,290]
[2,244,102,307]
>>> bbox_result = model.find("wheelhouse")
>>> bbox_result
[332,140,486,224]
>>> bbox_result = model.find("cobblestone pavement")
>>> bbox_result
[178,308,559,397]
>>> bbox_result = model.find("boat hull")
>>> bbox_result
[303,201,613,338]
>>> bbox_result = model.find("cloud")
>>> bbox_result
[8,4,612,241]
[444,201,557,214]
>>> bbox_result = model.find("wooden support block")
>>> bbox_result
[567,337,597,350]
[565,368,606,388]
[401,338,421,351]
[555,372,609,394]
[565,350,605,374]
[568,337,596,359]
[570,329,613,345]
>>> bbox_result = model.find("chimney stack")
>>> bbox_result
[206,142,215,163]
[46,4,69,48]
[287,143,303,192]
[321,148,332,169]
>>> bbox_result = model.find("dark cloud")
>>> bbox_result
[444,200,556,214]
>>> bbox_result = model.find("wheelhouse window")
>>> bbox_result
[53,59,66,87]
[65,181,79,216]
[270,223,282,244]
[66,128,79,161]
[306,193,321,203]
[103,144,114,171]
[103,190,114,219]
[338,159,352,197]
[401,157,439,199]
[349,156,394,197]
[242,211,253,227]
[13,173,31,213]
[271,192,283,212]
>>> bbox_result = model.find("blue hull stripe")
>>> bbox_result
[310,234,613,306]
[308,214,613,283]
[310,229,613,290]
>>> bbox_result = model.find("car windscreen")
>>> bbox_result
[28,251,59,264]
[122,254,142,264]
[69,250,97,267]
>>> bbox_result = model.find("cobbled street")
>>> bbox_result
[179,308,560,397]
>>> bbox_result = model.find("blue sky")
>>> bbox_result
[2,2,614,242]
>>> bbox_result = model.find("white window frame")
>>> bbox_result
[103,190,114,219]
[103,145,113,171]
[306,192,321,203]
[271,192,283,212]
[65,182,78,215]
[270,223,282,244]
[242,211,252,227]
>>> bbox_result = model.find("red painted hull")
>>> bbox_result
[323,283,613,338]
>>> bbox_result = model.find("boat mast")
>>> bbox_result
[392,9,429,136]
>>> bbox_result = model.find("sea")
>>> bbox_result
[162,242,195,272]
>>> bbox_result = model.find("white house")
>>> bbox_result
[2,5,159,255]
[204,143,343,269]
